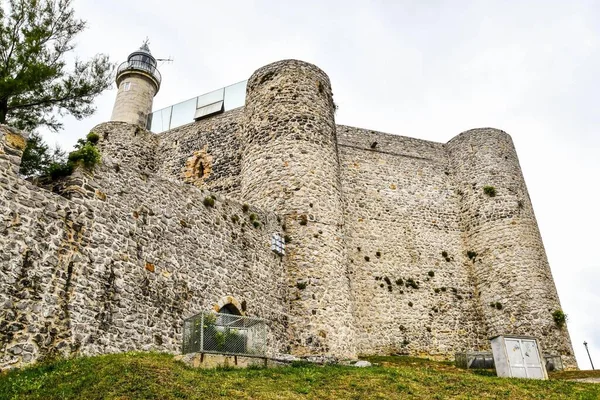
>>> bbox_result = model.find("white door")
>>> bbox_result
[521,339,545,379]
[505,338,545,379]
[506,339,528,378]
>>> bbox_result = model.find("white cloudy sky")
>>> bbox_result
[40,0,599,369]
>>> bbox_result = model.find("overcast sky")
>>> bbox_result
[41,0,599,369]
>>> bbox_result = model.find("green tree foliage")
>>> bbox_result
[19,131,65,176]
[19,131,99,177]
[0,0,114,132]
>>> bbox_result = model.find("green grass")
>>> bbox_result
[0,353,598,399]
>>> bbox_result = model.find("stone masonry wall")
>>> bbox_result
[338,126,488,358]
[0,59,576,369]
[240,60,356,358]
[446,128,576,368]
[0,124,288,370]
[155,108,244,197]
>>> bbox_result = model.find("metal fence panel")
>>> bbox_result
[182,311,267,357]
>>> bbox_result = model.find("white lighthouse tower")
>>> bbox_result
[110,41,161,127]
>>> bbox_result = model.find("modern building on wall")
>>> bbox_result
[0,43,576,369]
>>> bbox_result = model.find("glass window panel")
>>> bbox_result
[194,101,223,120]
[196,88,224,109]
[224,81,247,111]
[148,106,172,133]
[169,98,197,130]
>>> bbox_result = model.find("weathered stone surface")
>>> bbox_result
[0,58,576,370]
[240,60,356,359]
[0,124,288,369]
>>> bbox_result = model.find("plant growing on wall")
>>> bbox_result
[483,186,497,197]
[552,309,567,328]
[405,278,419,289]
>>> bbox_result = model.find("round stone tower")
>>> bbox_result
[447,128,576,368]
[110,42,161,128]
[240,60,355,358]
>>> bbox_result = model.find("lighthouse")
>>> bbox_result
[110,41,161,127]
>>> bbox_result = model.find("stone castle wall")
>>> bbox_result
[0,58,576,369]
[337,126,488,357]
[240,60,355,358]
[446,128,576,366]
[0,124,289,369]
[155,108,244,197]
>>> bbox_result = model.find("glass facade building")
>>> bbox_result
[147,80,247,133]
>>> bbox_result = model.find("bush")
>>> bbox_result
[86,132,100,144]
[428,271,435,277]
[483,186,497,197]
[296,282,307,290]
[48,162,73,179]
[552,309,567,328]
[203,197,215,207]
[68,142,100,169]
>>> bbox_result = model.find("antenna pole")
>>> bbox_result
[584,341,595,370]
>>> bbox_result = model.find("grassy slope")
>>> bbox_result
[0,353,599,400]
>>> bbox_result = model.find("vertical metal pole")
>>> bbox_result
[200,311,204,353]
[200,312,204,353]
[584,341,595,370]
[182,319,186,354]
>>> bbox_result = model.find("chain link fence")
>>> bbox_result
[182,311,267,356]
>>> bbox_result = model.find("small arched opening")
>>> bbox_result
[213,296,245,316]
[218,303,242,316]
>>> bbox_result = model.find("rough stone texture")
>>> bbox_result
[0,58,576,370]
[338,126,488,358]
[0,123,288,369]
[155,108,244,197]
[446,128,576,367]
[111,74,157,127]
[240,60,356,358]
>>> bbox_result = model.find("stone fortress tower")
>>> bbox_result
[0,48,577,369]
[240,61,355,357]
[110,41,161,127]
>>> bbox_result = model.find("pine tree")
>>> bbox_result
[0,0,114,132]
